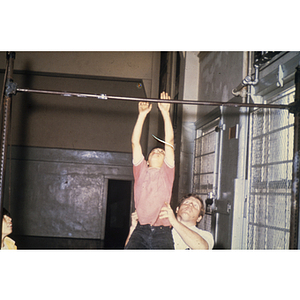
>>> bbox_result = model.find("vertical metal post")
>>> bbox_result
[290,65,300,249]
[0,52,15,246]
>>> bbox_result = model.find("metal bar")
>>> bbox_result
[16,87,291,110]
[290,65,300,249]
[252,124,294,140]
[249,222,289,233]
[0,52,15,246]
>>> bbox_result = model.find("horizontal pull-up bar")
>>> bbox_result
[15,87,291,110]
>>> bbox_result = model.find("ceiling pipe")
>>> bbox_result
[232,52,282,97]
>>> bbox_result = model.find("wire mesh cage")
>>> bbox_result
[247,87,295,249]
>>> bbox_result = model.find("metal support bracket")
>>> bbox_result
[5,81,17,97]
[215,123,226,132]
[277,65,284,88]
[288,101,300,114]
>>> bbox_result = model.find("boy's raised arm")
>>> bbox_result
[158,92,174,167]
[131,102,152,165]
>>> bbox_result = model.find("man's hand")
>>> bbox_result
[130,210,138,229]
[138,102,152,115]
[158,92,171,114]
[159,202,177,226]
[125,210,139,247]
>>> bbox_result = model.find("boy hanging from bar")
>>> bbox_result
[125,91,175,249]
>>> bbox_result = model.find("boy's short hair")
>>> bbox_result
[147,146,164,160]
[178,194,205,218]
[2,207,10,218]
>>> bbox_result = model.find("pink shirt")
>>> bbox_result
[133,157,175,226]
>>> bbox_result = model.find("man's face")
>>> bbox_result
[2,214,13,237]
[147,148,165,168]
[176,197,202,224]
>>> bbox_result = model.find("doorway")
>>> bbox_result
[104,179,132,249]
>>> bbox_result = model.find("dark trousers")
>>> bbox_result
[125,222,174,249]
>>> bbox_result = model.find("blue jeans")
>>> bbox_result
[125,222,174,249]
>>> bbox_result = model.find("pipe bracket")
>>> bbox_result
[277,65,284,87]
[5,81,17,97]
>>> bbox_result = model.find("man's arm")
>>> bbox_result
[158,92,174,168]
[132,102,152,165]
[159,203,209,250]
[124,211,138,247]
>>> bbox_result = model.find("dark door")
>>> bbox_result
[104,179,132,249]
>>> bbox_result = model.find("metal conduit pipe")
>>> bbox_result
[236,52,251,179]
[232,52,282,97]
[241,52,249,103]
[242,64,259,86]
[231,51,251,249]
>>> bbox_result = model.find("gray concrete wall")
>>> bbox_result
[177,52,199,199]
[0,51,160,98]
[175,51,245,248]
[0,51,160,154]
[4,146,133,240]
[197,52,244,248]
[198,51,244,118]
[177,52,244,200]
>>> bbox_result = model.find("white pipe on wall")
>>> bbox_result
[231,51,251,249]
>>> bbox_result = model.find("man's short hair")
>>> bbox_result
[178,194,205,218]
